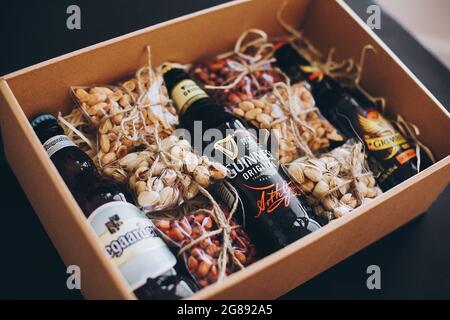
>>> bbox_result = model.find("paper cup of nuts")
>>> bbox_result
[284,140,382,222]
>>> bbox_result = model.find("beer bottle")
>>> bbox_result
[162,66,321,257]
[274,43,431,190]
[30,114,197,299]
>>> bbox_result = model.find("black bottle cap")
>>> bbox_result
[274,43,309,68]
[30,113,64,144]
[30,114,58,129]
[161,66,190,97]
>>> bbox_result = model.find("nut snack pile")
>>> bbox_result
[106,135,229,212]
[71,63,178,167]
[284,140,382,222]
[154,193,256,288]
[228,81,344,163]
[192,29,284,106]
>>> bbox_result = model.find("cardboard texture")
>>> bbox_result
[0,0,449,299]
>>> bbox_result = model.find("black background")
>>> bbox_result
[0,0,449,299]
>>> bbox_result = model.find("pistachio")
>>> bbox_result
[147,177,164,192]
[323,196,339,211]
[184,182,199,200]
[304,167,323,182]
[313,180,329,198]
[137,191,160,207]
[159,187,179,207]
[184,152,199,173]
[288,162,305,184]
[135,181,148,194]
[135,166,150,181]
[334,205,351,218]
[160,169,177,186]
[209,162,228,180]
[194,166,211,187]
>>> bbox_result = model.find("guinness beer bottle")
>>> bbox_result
[274,44,431,190]
[30,114,197,299]
[162,66,321,257]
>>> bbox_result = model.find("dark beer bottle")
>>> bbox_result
[30,114,197,299]
[274,43,431,190]
[162,66,321,257]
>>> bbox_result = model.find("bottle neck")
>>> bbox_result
[163,68,238,131]
[274,44,344,108]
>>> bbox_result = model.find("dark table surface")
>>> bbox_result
[0,0,449,300]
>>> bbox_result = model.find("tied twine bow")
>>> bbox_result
[176,182,247,283]
[204,29,277,91]
[276,1,357,85]
[277,0,435,172]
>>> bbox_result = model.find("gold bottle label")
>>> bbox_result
[171,79,209,114]
[358,111,414,161]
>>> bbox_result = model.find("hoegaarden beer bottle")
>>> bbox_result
[30,114,197,299]
[162,66,321,257]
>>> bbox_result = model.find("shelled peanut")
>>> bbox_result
[154,206,256,288]
[271,82,343,153]
[230,98,300,163]
[73,82,178,167]
[192,58,284,106]
[285,142,382,222]
[73,85,132,125]
[230,92,343,163]
[117,135,229,212]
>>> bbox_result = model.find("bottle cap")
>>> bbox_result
[30,114,57,129]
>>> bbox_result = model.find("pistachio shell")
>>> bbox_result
[313,180,329,197]
[147,177,164,192]
[159,187,179,207]
[303,167,323,182]
[160,169,177,186]
[184,152,199,173]
[288,162,305,184]
[138,191,160,207]
[333,205,351,218]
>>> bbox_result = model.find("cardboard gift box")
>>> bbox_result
[0,0,449,299]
